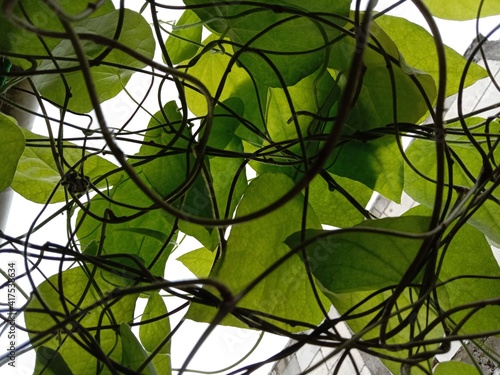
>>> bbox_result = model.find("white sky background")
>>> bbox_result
[1,1,500,374]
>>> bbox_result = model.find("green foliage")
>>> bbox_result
[423,0,500,20]
[33,8,156,113]
[286,215,429,294]
[3,1,499,374]
[165,10,203,64]
[433,361,478,374]
[0,0,115,68]
[187,173,330,330]
[0,114,24,192]
[25,266,138,375]
[405,118,500,243]
[11,128,120,203]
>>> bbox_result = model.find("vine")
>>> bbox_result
[0,1,499,374]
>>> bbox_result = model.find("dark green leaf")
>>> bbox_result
[34,346,73,375]
[165,10,202,64]
[286,216,428,293]
[329,136,404,203]
[0,0,114,69]
[0,114,25,192]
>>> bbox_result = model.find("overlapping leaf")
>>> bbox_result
[423,0,500,20]
[33,9,155,113]
[165,9,202,64]
[11,128,120,203]
[77,173,176,278]
[184,0,351,86]
[187,172,330,331]
[404,118,500,243]
[0,0,115,69]
[25,266,138,375]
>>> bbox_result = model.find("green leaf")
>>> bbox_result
[329,288,442,374]
[184,36,252,115]
[286,215,429,294]
[138,101,192,198]
[34,346,73,375]
[0,0,115,69]
[187,172,330,331]
[435,213,500,335]
[329,136,404,203]
[433,361,478,375]
[11,128,120,203]
[25,266,138,375]
[375,14,487,97]
[165,10,202,64]
[404,119,500,243]
[208,135,247,220]
[307,173,372,228]
[329,20,437,132]
[185,0,350,87]
[140,293,171,356]
[266,69,339,156]
[77,173,176,278]
[207,97,244,151]
[120,323,157,375]
[177,247,216,278]
[33,9,155,113]
[422,0,500,20]
[114,228,169,243]
[0,114,25,192]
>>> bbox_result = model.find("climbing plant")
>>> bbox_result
[0,0,499,374]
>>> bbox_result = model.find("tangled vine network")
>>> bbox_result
[1,0,500,374]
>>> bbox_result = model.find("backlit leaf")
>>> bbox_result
[286,215,428,294]
[165,10,202,64]
[33,9,155,113]
[25,266,138,375]
[423,0,500,20]
[0,114,25,192]
[329,136,404,203]
[404,118,500,243]
[120,323,157,375]
[187,173,330,331]
[375,14,487,97]
[12,128,120,203]
[77,173,176,278]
